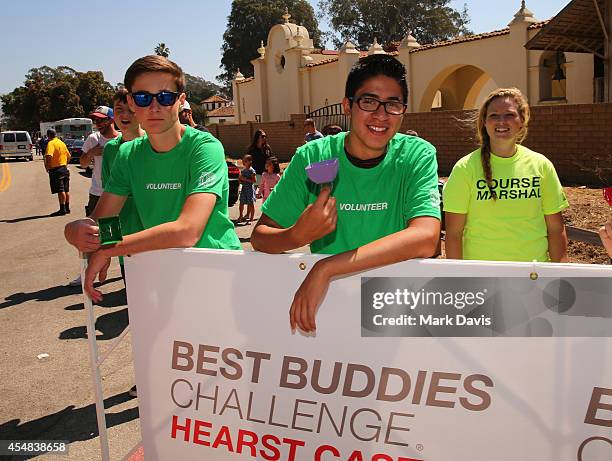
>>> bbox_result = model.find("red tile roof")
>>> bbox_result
[208,106,235,117]
[235,77,254,85]
[305,57,338,68]
[201,95,229,104]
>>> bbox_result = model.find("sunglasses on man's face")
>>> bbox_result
[131,90,180,108]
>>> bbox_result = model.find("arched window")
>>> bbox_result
[539,51,567,101]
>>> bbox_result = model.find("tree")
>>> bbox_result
[0,65,114,132]
[183,73,224,125]
[155,43,170,57]
[218,0,323,88]
[184,73,223,103]
[318,0,471,50]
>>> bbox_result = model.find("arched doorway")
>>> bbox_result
[420,65,498,112]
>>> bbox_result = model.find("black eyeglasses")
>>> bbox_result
[350,96,407,115]
[131,91,180,107]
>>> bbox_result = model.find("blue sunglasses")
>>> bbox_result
[131,90,180,107]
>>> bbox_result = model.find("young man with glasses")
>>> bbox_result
[251,54,441,333]
[65,55,240,302]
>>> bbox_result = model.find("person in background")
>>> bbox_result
[304,118,323,143]
[80,106,119,216]
[259,156,281,202]
[179,100,208,132]
[238,154,256,223]
[443,87,569,262]
[44,129,71,216]
[322,124,343,136]
[38,134,49,157]
[246,129,273,197]
[100,88,145,281]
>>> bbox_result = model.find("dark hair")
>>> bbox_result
[322,124,343,136]
[124,55,185,93]
[47,128,56,137]
[247,129,271,153]
[243,154,253,162]
[113,87,129,104]
[266,156,281,174]
[345,54,408,103]
[476,88,530,200]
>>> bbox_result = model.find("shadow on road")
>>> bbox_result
[0,277,122,310]
[60,307,129,341]
[0,214,54,224]
[0,392,138,460]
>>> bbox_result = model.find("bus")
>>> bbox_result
[53,118,94,140]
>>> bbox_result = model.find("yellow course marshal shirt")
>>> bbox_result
[443,145,569,262]
[45,137,70,168]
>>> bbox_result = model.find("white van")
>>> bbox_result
[0,131,33,161]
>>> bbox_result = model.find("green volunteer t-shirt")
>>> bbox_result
[261,132,441,254]
[443,145,569,262]
[102,135,143,236]
[106,126,240,250]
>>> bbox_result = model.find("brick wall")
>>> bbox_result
[212,104,612,185]
[209,114,307,162]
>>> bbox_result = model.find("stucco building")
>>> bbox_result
[232,2,603,123]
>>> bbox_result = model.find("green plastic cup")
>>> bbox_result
[98,216,123,246]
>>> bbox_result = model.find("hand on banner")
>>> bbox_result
[84,251,111,303]
[292,186,337,246]
[64,218,101,253]
[600,219,612,257]
[290,260,331,333]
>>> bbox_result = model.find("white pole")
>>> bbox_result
[81,256,111,461]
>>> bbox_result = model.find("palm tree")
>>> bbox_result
[154,43,170,58]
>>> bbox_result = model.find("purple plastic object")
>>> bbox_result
[305,158,339,185]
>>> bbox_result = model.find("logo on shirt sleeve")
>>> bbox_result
[198,171,217,188]
[429,188,441,208]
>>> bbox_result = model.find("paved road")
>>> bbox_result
[0,155,284,460]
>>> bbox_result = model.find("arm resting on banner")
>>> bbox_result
[84,192,217,302]
[290,216,440,333]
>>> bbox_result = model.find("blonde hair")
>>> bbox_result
[476,87,530,200]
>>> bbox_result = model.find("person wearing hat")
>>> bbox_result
[44,128,71,216]
[179,100,208,132]
[69,105,119,286]
[80,105,119,216]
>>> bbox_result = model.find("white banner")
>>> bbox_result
[125,250,612,461]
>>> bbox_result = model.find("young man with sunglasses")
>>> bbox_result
[65,55,240,302]
[251,54,441,333]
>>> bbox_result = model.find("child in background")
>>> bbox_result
[260,156,281,202]
[238,154,256,223]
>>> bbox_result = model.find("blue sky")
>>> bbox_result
[1,1,564,95]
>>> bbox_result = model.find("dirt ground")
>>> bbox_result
[563,186,610,264]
